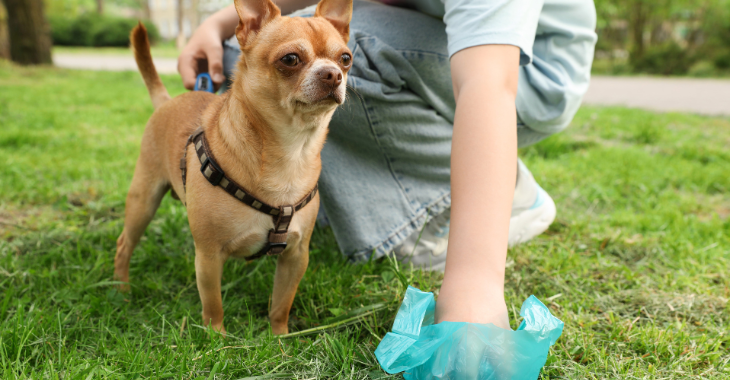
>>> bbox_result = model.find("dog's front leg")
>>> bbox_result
[270,243,310,335]
[195,248,227,334]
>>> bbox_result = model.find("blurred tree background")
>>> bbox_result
[45,0,159,47]
[1,0,53,64]
[0,0,159,64]
[0,0,729,75]
[0,3,9,60]
[594,0,730,76]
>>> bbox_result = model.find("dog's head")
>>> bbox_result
[232,0,353,125]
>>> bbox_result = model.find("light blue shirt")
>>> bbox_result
[380,0,598,133]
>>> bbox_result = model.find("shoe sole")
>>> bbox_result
[508,186,556,247]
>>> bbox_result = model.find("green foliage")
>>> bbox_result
[45,0,97,19]
[715,51,730,69]
[49,14,160,47]
[700,3,730,70]
[47,15,86,46]
[687,60,719,77]
[1,64,729,378]
[593,0,730,76]
[630,42,696,75]
[45,0,146,19]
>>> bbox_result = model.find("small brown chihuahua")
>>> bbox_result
[115,0,353,335]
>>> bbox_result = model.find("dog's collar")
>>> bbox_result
[181,127,318,260]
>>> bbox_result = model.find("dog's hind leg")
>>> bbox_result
[114,161,168,291]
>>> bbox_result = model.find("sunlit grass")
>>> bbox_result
[53,44,181,59]
[0,62,728,378]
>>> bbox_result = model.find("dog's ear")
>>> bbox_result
[234,0,281,47]
[314,0,353,42]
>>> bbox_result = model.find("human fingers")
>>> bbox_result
[203,44,225,91]
[178,49,199,90]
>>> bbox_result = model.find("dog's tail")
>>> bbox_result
[130,22,170,109]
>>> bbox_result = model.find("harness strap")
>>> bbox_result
[180,129,318,260]
[181,127,203,190]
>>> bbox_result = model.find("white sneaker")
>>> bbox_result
[508,159,556,247]
[395,208,450,272]
[394,159,556,271]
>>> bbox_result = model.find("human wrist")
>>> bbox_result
[435,251,508,327]
[440,243,507,294]
[199,16,226,42]
[203,4,238,41]
[439,269,505,309]
[435,281,509,328]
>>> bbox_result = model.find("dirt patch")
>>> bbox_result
[593,289,729,326]
[692,193,730,222]
[0,208,32,237]
[0,205,60,239]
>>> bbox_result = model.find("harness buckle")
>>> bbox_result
[267,229,288,255]
[200,156,225,186]
[267,241,288,255]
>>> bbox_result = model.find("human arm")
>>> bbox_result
[178,0,318,90]
[434,44,520,329]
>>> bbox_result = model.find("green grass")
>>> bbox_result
[53,45,181,59]
[0,61,729,379]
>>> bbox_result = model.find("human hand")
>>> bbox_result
[375,287,563,380]
[407,324,519,380]
[178,25,226,91]
[435,267,511,330]
[431,267,513,378]
[178,4,240,91]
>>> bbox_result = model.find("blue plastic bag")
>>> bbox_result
[375,286,564,380]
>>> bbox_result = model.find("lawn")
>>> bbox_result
[53,45,181,59]
[0,61,728,379]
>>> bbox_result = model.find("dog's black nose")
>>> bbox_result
[318,67,342,87]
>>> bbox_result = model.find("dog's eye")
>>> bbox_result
[280,54,300,67]
[341,53,352,67]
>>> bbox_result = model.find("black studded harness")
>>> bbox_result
[181,128,318,260]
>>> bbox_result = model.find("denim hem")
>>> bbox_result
[349,191,452,263]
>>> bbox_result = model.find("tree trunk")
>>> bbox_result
[176,0,186,50]
[97,0,103,14]
[2,0,52,65]
[0,1,10,60]
[629,0,648,59]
